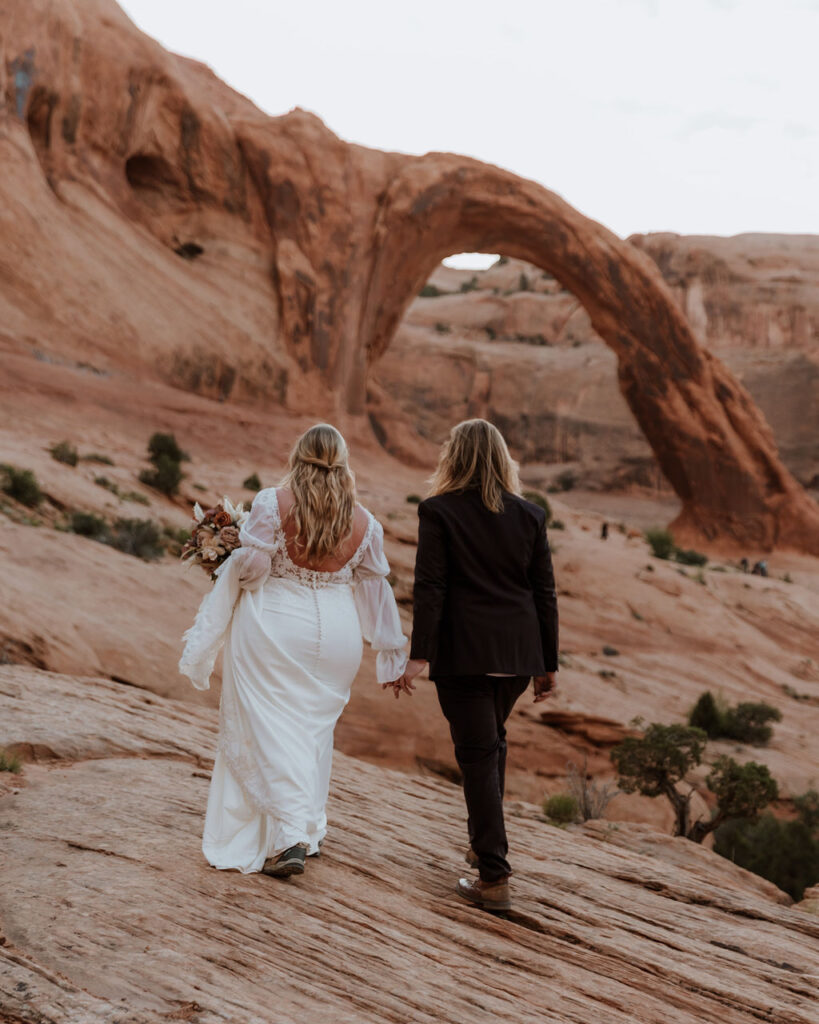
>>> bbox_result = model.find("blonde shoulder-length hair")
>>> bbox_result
[428,419,520,513]
[279,423,356,562]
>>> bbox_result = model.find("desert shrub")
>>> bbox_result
[688,691,724,738]
[243,472,262,492]
[147,432,189,465]
[406,494,422,504]
[94,475,119,495]
[69,511,109,539]
[602,645,619,657]
[122,490,149,506]
[434,322,451,334]
[140,454,183,497]
[81,453,114,465]
[485,326,497,340]
[522,490,551,521]
[550,519,565,530]
[567,756,619,820]
[419,283,445,297]
[675,547,708,566]
[722,702,782,745]
[688,692,780,746]
[1,465,42,507]
[496,255,509,266]
[714,789,819,900]
[555,470,576,492]
[519,272,531,292]
[108,518,164,561]
[645,528,674,560]
[459,275,479,293]
[543,793,578,824]
[0,748,22,774]
[50,440,78,466]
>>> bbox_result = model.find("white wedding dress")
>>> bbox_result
[178,488,408,872]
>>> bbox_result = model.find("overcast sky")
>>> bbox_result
[121,0,818,268]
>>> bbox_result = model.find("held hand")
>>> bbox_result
[533,672,557,703]
[380,659,427,699]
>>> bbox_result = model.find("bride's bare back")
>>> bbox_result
[275,487,369,572]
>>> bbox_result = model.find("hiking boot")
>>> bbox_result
[465,846,479,868]
[262,844,306,878]
[456,876,512,912]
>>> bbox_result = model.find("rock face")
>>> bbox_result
[2,665,819,1024]
[2,0,818,551]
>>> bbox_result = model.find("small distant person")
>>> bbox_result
[394,419,559,914]
[740,557,749,573]
[600,522,609,540]
[752,559,768,577]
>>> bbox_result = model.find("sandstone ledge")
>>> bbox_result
[1,666,817,1024]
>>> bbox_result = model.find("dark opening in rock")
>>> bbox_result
[173,242,204,260]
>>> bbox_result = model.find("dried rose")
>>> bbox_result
[219,526,240,549]
[212,509,232,528]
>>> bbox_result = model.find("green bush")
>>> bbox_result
[50,440,78,466]
[522,490,551,522]
[419,284,445,297]
[459,275,479,293]
[81,453,114,465]
[722,702,782,745]
[550,519,565,530]
[140,454,183,497]
[69,511,109,539]
[108,518,164,561]
[688,691,724,738]
[122,490,150,506]
[556,469,576,492]
[519,272,531,292]
[543,793,578,824]
[645,528,675,560]
[406,494,422,504]
[675,547,708,567]
[1,465,42,507]
[714,789,819,900]
[147,433,189,465]
[485,326,497,340]
[0,748,22,773]
[434,322,451,334]
[243,472,262,492]
[688,692,781,746]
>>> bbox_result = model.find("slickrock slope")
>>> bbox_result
[2,0,818,550]
[2,665,818,1024]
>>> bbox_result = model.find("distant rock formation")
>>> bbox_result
[375,241,819,493]
[2,0,818,551]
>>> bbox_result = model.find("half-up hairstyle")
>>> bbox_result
[428,419,520,513]
[280,423,356,562]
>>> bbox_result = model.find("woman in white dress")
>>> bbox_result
[179,424,409,877]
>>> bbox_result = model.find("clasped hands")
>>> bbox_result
[381,663,557,702]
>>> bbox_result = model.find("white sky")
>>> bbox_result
[120,0,818,268]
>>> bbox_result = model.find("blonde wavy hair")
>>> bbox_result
[428,419,520,513]
[280,423,356,562]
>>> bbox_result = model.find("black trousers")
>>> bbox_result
[434,674,530,882]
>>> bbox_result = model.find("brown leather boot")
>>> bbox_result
[465,846,479,868]
[456,876,512,912]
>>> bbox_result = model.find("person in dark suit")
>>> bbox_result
[386,419,559,913]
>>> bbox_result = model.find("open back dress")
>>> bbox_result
[179,487,408,872]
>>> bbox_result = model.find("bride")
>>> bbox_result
[179,424,409,878]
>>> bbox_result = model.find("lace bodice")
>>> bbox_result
[179,487,409,689]
[249,487,376,589]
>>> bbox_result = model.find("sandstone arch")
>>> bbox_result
[351,155,819,552]
[4,0,819,553]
